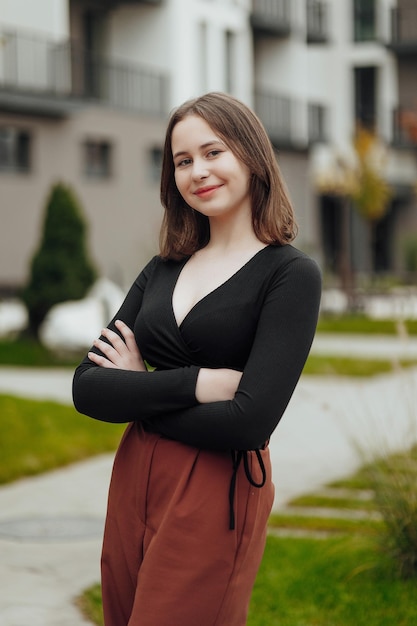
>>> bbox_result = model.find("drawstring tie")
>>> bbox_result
[228,448,267,530]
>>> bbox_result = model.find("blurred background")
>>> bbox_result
[1,0,417,344]
[1,3,417,624]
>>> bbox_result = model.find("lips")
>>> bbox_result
[194,185,222,197]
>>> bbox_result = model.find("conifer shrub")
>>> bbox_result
[21,182,97,337]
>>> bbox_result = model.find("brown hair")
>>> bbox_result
[159,92,297,259]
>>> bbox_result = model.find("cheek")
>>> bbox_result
[174,171,187,195]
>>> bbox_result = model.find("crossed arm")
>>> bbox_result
[89,319,242,403]
[74,253,322,451]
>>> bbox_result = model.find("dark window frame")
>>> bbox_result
[83,139,112,179]
[353,0,377,42]
[149,145,163,183]
[0,127,31,173]
[354,65,377,130]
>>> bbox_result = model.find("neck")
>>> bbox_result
[206,207,260,254]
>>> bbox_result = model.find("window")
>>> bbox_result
[199,22,208,95]
[354,66,377,130]
[353,0,376,42]
[0,127,31,173]
[225,30,236,94]
[308,103,327,143]
[306,0,328,44]
[149,146,163,183]
[84,140,112,178]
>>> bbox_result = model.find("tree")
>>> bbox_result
[21,182,97,337]
[349,125,392,275]
[314,126,391,302]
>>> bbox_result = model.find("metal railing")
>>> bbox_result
[255,90,293,146]
[251,0,291,36]
[308,103,327,143]
[255,90,328,148]
[0,27,168,116]
[306,0,328,44]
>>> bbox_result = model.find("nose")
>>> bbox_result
[191,158,209,180]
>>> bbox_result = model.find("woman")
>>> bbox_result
[73,92,321,626]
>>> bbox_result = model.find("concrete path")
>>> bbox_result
[0,334,416,625]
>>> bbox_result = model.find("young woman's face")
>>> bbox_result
[171,115,251,220]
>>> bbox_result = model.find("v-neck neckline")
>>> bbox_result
[171,245,271,330]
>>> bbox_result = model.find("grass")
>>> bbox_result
[268,513,382,536]
[0,394,125,484]
[0,316,415,622]
[317,314,417,336]
[0,337,85,367]
[303,355,417,377]
[78,447,417,625]
[76,585,104,626]
[247,535,417,626]
[1,338,416,378]
[79,535,417,626]
[288,492,377,511]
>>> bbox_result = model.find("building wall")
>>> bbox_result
[73,0,254,110]
[277,151,321,261]
[1,107,166,290]
[0,0,68,37]
[1,0,417,290]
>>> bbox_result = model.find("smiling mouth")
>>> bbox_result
[194,185,221,197]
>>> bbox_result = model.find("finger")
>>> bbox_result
[115,320,140,354]
[88,351,119,369]
[100,327,128,354]
[93,337,120,361]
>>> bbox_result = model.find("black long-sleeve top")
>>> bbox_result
[72,244,321,452]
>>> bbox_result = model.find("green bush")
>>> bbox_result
[403,235,417,275]
[367,445,417,579]
[21,182,97,336]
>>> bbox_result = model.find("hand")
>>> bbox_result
[196,368,243,403]
[88,320,146,371]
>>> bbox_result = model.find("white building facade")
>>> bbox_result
[1,0,416,291]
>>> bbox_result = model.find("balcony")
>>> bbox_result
[392,106,417,148]
[76,0,163,6]
[306,0,329,44]
[255,90,306,150]
[0,27,168,118]
[251,0,291,38]
[308,103,327,144]
[389,7,417,55]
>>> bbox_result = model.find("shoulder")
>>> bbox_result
[264,244,321,279]
[135,254,186,285]
[260,245,322,307]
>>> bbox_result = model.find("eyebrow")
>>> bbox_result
[173,140,224,160]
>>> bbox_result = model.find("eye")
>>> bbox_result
[175,157,192,168]
[207,149,222,158]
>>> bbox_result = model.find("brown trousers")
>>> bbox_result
[101,423,274,626]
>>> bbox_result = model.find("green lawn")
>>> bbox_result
[247,535,417,626]
[303,354,417,377]
[1,322,416,624]
[0,337,85,367]
[79,445,417,625]
[317,314,417,336]
[1,312,417,370]
[1,337,416,378]
[0,394,125,484]
[79,535,417,626]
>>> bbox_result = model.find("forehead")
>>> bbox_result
[171,115,223,150]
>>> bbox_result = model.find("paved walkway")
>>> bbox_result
[0,334,416,625]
